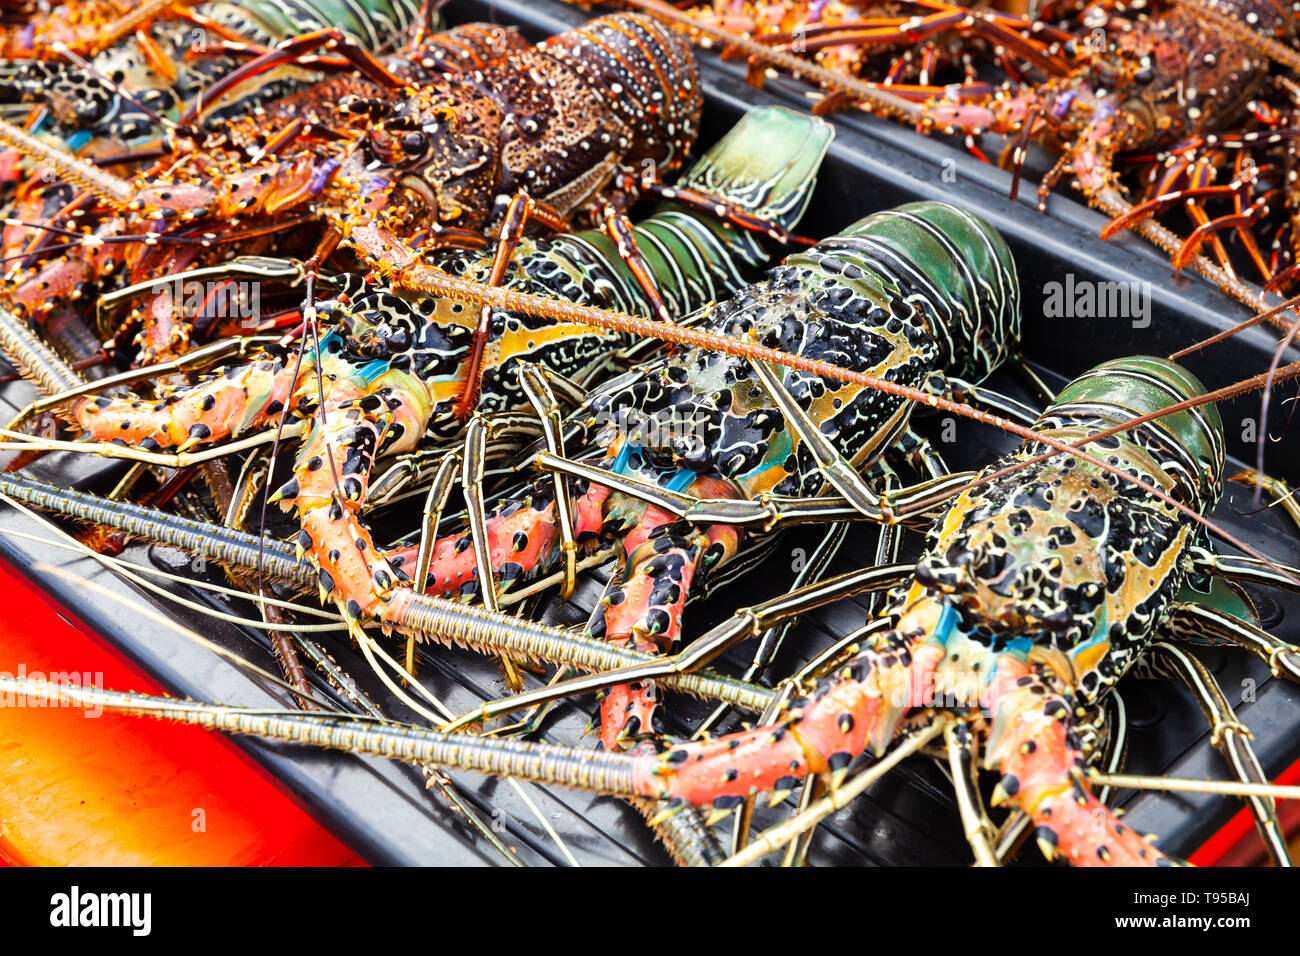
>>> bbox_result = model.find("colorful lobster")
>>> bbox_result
[30,104,835,644]
[918,0,1294,267]
[620,0,1295,311]
[0,0,425,142]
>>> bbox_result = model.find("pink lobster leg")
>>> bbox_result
[984,656,1173,866]
[594,498,740,751]
[72,350,435,631]
[271,373,435,627]
[631,629,943,811]
[408,481,611,601]
[625,615,1170,865]
[72,358,299,449]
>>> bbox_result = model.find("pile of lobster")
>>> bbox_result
[0,0,1296,868]
[630,0,1300,315]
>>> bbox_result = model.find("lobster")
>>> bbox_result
[619,0,1297,313]
[13,354,1300,865]
[21,104,835,651]
[0,12,781,380]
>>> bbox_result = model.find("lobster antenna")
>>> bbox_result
[1169,294,1300,359]
[0,117,134,207]
[1252,314,1300,506]
[0,217,215,250]
[906,361,1300,533]
[1089,770,1300,801]
[0,525,340,620]
[0,509,326,705]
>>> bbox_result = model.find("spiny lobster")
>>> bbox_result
[0,12,778,382]
[32,104,835,648]
[621,0,1297,313]
[919,0,1296,275]
[0,0,424,142]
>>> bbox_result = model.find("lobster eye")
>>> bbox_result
[1133,67,1154,85]
[401,132,426,155]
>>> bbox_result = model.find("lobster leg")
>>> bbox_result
[179,27,406,125]
[531,449,971,528]
[940,374,1043,428]
[983,655,1173,866]
[1231,469,1300,534]
[403,449,461,680]
[367,410,542,507]
[441,562,913,731]
[946,719,999,866]
[458,414,525,689]
[750,358,904,518]
[1192,547,1300,595]
[633,174,815,247]
[518,364,578,599]
[598,205,672,324]
[1163,601,1300,685]
[1145,642,1291,866]
[451,191,570,421]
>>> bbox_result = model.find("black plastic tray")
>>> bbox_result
[0,0,1297,866]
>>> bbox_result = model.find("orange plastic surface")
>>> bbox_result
[0,558,365,866]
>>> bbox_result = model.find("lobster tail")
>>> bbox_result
[670,105,834,234]
[1035,356,1224,513]
[540,13,701,173]
[818,201,1022,384]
